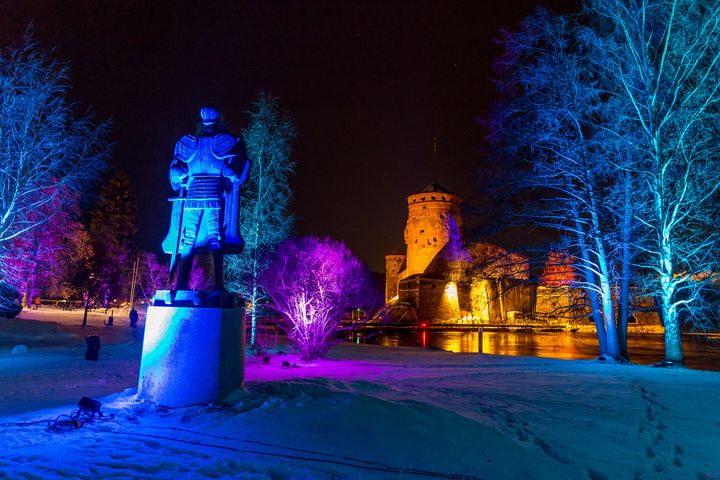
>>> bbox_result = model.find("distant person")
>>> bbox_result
[33,297,41,310]
[129,308,139,328]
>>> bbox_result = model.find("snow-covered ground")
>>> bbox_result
[1,309,719,479]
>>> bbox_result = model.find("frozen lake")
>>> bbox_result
[356,329,720,371]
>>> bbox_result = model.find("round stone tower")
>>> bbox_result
[384,250,406,302]
[403,183,463,277]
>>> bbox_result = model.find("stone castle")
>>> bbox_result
[384,183,534,323]
[384,183,662,327]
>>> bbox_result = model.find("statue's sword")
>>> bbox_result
[168,185,187,277]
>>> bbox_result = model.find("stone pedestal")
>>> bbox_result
[137,296,245,407]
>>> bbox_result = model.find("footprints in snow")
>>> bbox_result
[475,400,573,467]
[634,381,684,474]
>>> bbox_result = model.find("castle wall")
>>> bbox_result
[437,281,461,320]
[469,278,535,323]
[398,275,445,321]
[535,285,661,325]
[535,286,586,320]
[384,254,406,302]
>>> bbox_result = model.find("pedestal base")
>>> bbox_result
[137,303,245,407]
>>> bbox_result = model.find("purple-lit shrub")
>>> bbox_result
[261,236,373,361]
[138,252,169,302]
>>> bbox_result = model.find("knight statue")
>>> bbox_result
[162,105,250,291]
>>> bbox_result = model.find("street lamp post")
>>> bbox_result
[82,273,95,327]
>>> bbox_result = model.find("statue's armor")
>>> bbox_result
[169,132,241,255]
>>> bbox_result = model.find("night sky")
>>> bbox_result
[3,0,577,272]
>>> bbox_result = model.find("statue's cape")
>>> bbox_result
[222,178,244,254]
[161,195,184,255]
[162,133,247,255]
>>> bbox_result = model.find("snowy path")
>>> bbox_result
[0,310,142,415]
[0,312,719,479]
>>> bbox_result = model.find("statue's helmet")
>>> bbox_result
[200,105,222,125]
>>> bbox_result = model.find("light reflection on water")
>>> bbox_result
[359,330,720,371]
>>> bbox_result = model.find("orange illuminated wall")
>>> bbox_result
[384,253,406,302]
[403,189,462,277]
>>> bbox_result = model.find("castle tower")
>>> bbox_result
[384,250,406,302]
[403,183,463,277]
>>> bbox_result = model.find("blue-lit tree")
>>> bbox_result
[492,8,633,361]
[591,0,720,366]
[0,32,108,313]
[225,93,296,346]
[493,1,720,366]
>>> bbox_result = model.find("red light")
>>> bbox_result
[420,322,427,328]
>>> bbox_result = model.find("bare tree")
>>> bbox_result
[138,252,169,304]
[492,9,632,360]
[593,0,720,365]
[2,185,88,306]
[0,33,109,262]
[493,1,720,366]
